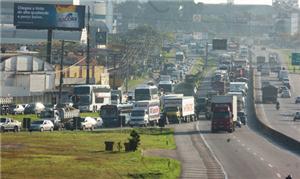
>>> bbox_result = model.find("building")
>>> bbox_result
[54,64,109,86]
[0,54,56,103]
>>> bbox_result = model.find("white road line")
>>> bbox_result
[237,140,241,143]
[268,164,273,168]
[247,148,250,151]
[253,152,257,156]
[276,173,281,178]
[242,144,245,147]
[196,123,228,179]
[260,157,264,161]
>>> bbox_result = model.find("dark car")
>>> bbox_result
[237,111,247,125]
[296,96,300,104]
[293,112,300,121]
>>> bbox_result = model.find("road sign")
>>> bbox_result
[212,39,227,50]
[292,53,300,65]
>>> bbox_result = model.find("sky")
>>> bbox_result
[194,0,272,5]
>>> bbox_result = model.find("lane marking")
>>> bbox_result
[268,164,273,168]
[196,123,228,179]
[242,144,245,147]
[276,173,281,178]
[253,152,257,156]
[260,157,264,161]
[237,140,241,143]
[247,147,250,151]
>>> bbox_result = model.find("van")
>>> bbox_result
[279,70,289,81]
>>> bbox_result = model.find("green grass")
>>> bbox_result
[80,112,99,118]
[127,75,149,90]
[190,58,204,75]
[1,128,180,179]
[0,114,39,121]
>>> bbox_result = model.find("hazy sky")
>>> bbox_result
[195,0,272,5]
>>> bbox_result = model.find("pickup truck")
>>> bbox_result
[0,117,22,132]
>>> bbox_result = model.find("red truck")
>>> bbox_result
[211,96,237,133]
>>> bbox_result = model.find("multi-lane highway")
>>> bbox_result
[195,67,300,179]
[253,49,300,142]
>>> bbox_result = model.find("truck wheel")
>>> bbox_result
[40,128,44,132]
[14,126,19,133]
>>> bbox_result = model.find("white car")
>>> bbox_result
[12,104,25,114]
[29,120,54,132]
[81,117,97,130]
[281,90,291,98]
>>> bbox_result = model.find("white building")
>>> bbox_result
[0,55,55,98]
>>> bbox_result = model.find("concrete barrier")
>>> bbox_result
[249,67,300,155]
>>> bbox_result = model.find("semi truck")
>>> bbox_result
[39,106,80,130]
[211,95,237,133]
[129,100,160,127]
[162,95,195,123]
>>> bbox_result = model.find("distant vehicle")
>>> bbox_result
[211,95,237,133]
[281,90,291,98]
[100,104,133,127]
[65,117,97,131]
[73,85,111,112]
[176,51,185,63]
[158,81,174,94]
[24,103,45,114]
[279,86,289,93]
[279,70,289,81]
[235,77,248,83]
[134,85,159,101]
[293,112,300,121]
[111,90,122,105]
[160,75,171,81]
[0,117,22,132]
[295,96,300,104]
[29,120,54,132]
[283,81,291,89]
[237,111,247,125]
[262,85,278,103]
[9,104,25,115]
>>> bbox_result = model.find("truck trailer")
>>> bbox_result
[211,95,237,133]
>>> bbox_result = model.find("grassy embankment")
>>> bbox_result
[0,112,99,122]
[281,49,300,73]
[1,128,180,179]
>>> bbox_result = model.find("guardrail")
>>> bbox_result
[249,67,300,155]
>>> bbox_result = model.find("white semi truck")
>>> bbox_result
[129,100,160,127]
[162,95,195,123]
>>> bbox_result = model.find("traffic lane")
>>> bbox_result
[289,73,300,97]
[198,121,280,179]
[258,72,300,141]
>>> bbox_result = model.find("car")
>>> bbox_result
[29,120,54,132]
[281,90,291,98]
[283,81,291,89]
[0,117,22,132]
[8,104,25,115]
[279,86,289,93]
[237,111,247,125]
[295,96,300,104]
[24,103,45,114]
[293,112,300,121]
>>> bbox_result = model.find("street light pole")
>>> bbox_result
[86,6,90,84]
[58,40,64,105]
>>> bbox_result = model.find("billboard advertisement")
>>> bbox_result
[212,39,227,50]
[14,3,85,30]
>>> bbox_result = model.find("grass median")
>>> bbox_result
[1,128,180,179]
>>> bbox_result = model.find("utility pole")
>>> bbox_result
[58,40,64,105]
[46,29,53,63]
[86,6,90,84]
[113,54,116,90]
[205,41,208,68]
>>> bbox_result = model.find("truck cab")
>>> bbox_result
[129,109,149,127]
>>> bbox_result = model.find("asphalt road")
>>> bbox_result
[194,60,300,179]
[253,49,300,142]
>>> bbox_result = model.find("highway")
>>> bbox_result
[194,64,300,179]
[253,49,300,142]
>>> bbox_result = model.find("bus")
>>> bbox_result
[100,103,133,127]
[134,85,159,101]
[73,85,111,112]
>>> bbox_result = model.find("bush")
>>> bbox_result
[128,130,140,151]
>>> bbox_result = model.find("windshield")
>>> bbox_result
[135,89,151,101]
[159,84,172,93]
[131,110,145,117]
[32,120,44,124]
[213,112,230,119]
[74,87,90,95]
[100,107,118,118]
[77,96,91,105]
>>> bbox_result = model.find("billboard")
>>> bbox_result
[212,39,227,50]
[292,53,300,65]
[14,3,85,30]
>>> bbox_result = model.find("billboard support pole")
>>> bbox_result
[59,40,64,105]
[205,41,208,69]
[86,6,90,84]
[46,29,53,63]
